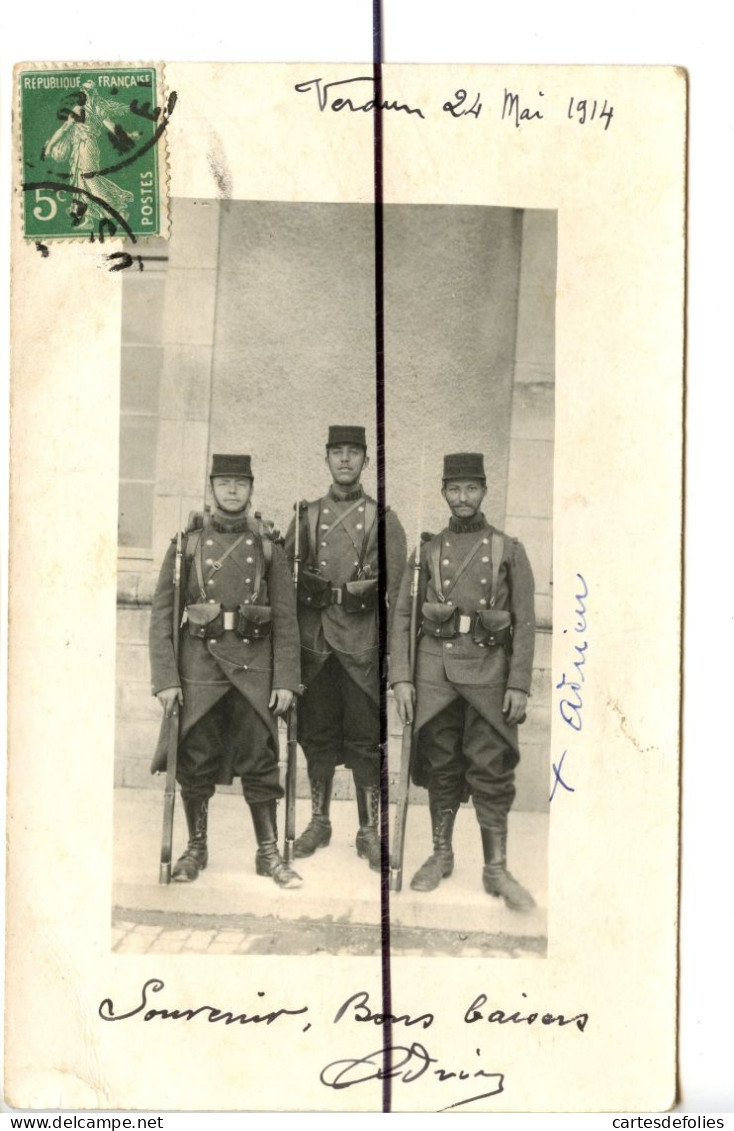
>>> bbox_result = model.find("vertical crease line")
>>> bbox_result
[372,0,392,1116]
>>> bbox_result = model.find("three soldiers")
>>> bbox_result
[149,454,302,889]
[390,453,537,912]
[285,426,406,870]
[149,445,537,913]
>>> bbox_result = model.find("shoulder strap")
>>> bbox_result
[356,499,379,575]
[307,501,320,568]
[489,531,504,608]
[252,533,272,602]
[442,532,490,600]
[323,496,364,538]
[428,536,445,600]
[193,531,247,600]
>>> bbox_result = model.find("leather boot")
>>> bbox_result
[355,785,381,873]
[410,804,458,892]
[480,821,536,912]
[249,800,303,889]
[171,794,209,882]
[293,777,333,858]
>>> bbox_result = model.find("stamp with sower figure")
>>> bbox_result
[18,64,172,242]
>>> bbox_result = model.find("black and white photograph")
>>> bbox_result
[113,199,555,957]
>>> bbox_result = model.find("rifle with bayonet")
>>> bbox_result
[159,524,184,884]
[389,540,422,891]
[283,501,303,862]
[390,449,426,892]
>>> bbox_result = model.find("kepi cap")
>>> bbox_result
[327,425,367,450]
[210,453,253,480]
[442,452,486,482]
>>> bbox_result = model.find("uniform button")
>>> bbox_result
[206,539,214,546]
[243,599,250,605]
[321,524,330,531]
[320,541,327,547]
[243,664,248,671]
[208,599,216,604]
[356,523,363,530]
[205,558,213,565]
[353,561,359,567]
[442,558,450,566]
[243,640,251,646]
[322,508,330,514]
[358,505,365,512]
[444,541,450,547]
[245,578,252,584]
[320,560,327,567]
[482,538,489,544]
[447,600,454,606]
[482,556,489,563]
[445,642,454,649]
[246,556,254,563]
[207,579,215,587]
[480,578,488,584]
[479,598,487,606]
[246,539,253,545]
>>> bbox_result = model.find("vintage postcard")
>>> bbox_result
[7,63,684,1112]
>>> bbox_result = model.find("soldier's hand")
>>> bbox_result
[269,688,294,716]
[503,688,528,726]
[393,682,416,727]
[157,687,183,718]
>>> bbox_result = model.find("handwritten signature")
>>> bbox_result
[320,1041,504,1111]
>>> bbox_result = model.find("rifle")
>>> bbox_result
[283,501,302,862]
[159,524,184,884]
[389,543,421,892]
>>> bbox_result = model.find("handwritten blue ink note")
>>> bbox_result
[550,574,589,800]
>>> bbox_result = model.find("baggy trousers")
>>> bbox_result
[298,654,379,789]
[416,694,517,824]
[177,688,283,805]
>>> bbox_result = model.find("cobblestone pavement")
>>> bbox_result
[112,908,546,958]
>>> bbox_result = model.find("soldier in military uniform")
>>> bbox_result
[149,453,302,889]
[390,452,536,911]
[285,425,407,871]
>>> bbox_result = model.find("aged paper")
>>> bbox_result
[7,64,684,1112]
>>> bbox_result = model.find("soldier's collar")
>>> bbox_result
[209,509,253,534]
[448,512,489,534]
[327,484,365,503]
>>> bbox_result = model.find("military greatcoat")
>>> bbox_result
[389,512,535,789]
[284,485,407,702]
[149,514,300,776]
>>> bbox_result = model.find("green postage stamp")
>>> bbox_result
[18,64,171,241]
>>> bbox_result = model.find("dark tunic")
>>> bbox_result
[149,513,300,784]
[389,512,535,806]
[283,484,407,783]
[284,485,407,703]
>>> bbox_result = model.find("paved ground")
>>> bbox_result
[112,785,548,957]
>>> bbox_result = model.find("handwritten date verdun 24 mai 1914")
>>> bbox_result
[294,75,614,130]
